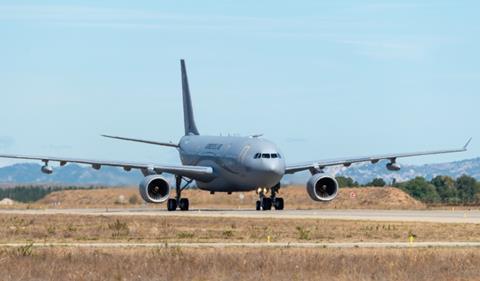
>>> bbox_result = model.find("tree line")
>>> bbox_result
[336,175,480,205]
[0,186,101,203]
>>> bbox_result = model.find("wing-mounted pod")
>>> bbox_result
[41,164,53,174]
[306,173,339,202]
[139,175,171,203]
[386,159,401,171]
[41,161,53,174]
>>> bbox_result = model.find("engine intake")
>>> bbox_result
[139,175,171,203]
[306,174,339,202]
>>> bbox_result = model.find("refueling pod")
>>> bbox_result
[41,165,53,175]
[386,162,401,171]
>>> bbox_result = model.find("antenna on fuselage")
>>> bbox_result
[249,134,264,138]
[181,59,200,136]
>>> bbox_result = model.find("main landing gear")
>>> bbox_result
[167,176,193,211]
[256,183,284,211]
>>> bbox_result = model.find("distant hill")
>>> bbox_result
[0,163,143,186]
[0,157,479,186]
[339,157,480,183]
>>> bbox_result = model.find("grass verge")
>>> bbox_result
[1,214,480,243]
[0,247,479,281]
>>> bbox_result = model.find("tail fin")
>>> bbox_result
[181,59,200,136]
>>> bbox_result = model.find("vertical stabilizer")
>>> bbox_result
[181,59,200,135]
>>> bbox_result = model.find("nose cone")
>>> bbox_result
[255,160,285,187]
[264,161,285,177]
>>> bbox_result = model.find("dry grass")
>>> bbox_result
[0,247,479,281]
[2,214,480,243]
[22,186,426,210]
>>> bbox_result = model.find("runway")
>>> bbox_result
[1,208,480,223]
[1,241,480,249]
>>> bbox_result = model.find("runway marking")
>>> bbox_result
[2,242,480,249]
[1,208,480,223]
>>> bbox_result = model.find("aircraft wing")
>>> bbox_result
[285,138,471,174]
[0,153,213,180]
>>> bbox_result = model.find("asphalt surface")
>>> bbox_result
[1,242,480,249]
[1,208,480,223]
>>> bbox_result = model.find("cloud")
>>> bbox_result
[0,4,365,34]
[336,39,428,60]
[0,3,435,61]
[0,4,285,31]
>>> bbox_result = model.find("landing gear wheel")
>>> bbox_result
[172,175,194,211]
[273,198,284,210]
[179,198,190,211]
[262,198,272,211]
[256,200,261,211]
[167,198,177,211]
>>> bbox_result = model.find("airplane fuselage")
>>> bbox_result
[179,135,285,192]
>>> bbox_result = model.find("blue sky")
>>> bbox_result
[0,0,478,167]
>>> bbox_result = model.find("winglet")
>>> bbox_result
[464,137,472,150]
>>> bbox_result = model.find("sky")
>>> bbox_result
[0,0,478,167]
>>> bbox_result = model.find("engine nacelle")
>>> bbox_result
[41,165,53,175]
[139,175,171,203]
[306,174,339,202]
[386,162,401,171]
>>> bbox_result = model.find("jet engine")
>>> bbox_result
[386,162,401,171]
[306,174,339,202]
[139,175,171,203]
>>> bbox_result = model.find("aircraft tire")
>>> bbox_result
[274,198,284,210]
[167,199,177,211]
[256,200,261,211]
[262,198,272,211]
[179,198,189,211]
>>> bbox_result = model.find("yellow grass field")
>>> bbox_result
[1,247,480,281]
[1,213,480,243]
[1,187,477,281]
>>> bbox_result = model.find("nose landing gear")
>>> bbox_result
[256,183,284,211]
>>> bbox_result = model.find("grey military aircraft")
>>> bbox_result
[0,60,471,211]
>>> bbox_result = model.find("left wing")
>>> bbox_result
[285,138,471,174]
[0,153,214,180]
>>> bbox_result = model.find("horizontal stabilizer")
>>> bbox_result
[101,135,179,148]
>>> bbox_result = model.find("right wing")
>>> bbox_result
[286,138,471,174]
[0,153,214,180]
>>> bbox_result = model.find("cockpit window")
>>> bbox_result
[255,153,281,159]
